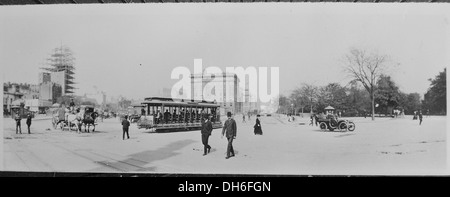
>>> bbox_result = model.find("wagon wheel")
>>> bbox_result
[347,122,356,131]
[319,122,327,131]
[338,122,348,132]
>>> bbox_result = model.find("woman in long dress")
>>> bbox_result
[254,115,263,135]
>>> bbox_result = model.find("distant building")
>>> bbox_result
[40,46,76,95]
[242,85,260,115]
[3,83,24,114]
[38,72,51,84]
[39,81,62,104]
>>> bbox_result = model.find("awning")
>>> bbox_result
[11,99,24,106]
[324,106,335,110]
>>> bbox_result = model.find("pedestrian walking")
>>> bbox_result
[242,114,246,123]
[26,113,32,134]
[418,110,423,125]
[222,112,237,159]
[122,115,130,140]
[254,115,263,135]
[201,115,213,156]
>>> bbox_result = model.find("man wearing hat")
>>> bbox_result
[26,113,32,134]
[222,112,237,159]
[122,115,131,140]
[201,115,213,156]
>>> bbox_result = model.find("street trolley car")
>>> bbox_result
[137,97,222,132]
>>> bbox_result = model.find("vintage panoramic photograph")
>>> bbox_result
[1,3,448,176]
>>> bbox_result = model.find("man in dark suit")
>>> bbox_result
[164,109,170,124]
[122,115,130,140]
[418,110,423,125]
[201,115,213,156]
[14,109,22,134]
[222,112,237,159]
[26,113,32,134]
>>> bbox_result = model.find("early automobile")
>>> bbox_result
[317,114,355,132]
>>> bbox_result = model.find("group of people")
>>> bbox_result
[153,109,218,125]
[13,112,32,134]
[201,112,263,159]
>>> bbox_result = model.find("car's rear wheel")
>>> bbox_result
[319,122,327,131]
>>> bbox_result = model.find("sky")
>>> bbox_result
[1,3,449,101]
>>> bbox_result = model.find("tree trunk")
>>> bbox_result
[371,91,375,121]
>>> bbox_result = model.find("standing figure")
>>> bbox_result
[164,109,170,124]
[156,110,161,124]
[222,112,237,159]
[254,115,263,135]
[201,115,213,156]
[69,99,76,113]
[309,114,314,126]
[122,115,130,140]
[14,112,22,134]
[26,113,32,134]
[242,114,246,123]
[418,110,423,125]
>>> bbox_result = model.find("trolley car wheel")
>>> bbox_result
[319,122,327,131]
[347,122,355,131]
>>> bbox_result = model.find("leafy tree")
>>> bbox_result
[320,83,348,111]
[398,92,421,115]
[345,80,371,116]
[423,68,446,115]
[374,75,401,115]
[289,83,319,114]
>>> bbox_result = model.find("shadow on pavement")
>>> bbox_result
[90,139,196,172]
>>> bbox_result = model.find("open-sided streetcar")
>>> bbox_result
[137,97,222,132]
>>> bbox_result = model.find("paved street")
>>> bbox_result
[2,115,447,175]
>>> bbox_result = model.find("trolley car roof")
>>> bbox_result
[141,97,219,107]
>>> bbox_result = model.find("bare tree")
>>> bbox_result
[343,48,388,120]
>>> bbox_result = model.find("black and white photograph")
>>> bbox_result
[1,2,449,177]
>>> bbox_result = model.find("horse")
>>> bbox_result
[64,113,82,132]
[82,112,98,132]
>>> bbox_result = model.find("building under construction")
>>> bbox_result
[40,45,76,95]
